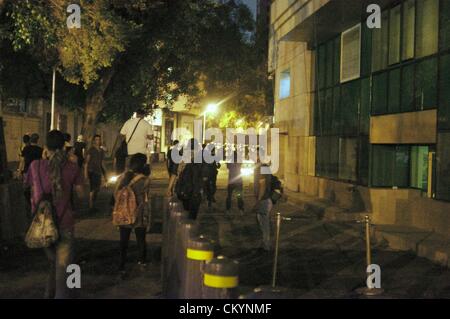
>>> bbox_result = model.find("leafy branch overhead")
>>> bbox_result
[0,0,272,129]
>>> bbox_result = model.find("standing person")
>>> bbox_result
[256,163,273,252]
[17,134,30,177]
[114,153,151,276]
[226,150,244,215]
[73,135,86,169]
[84,135,106,213]
[202,144,221,208]
[113,146,127,175]
[169,138,203,220]
[120,109,154,161]
[21,133,44,175]
[166,140,180,177]
[25,130,84,299]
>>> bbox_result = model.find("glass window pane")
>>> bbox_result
[439,54,450,130]
[361,25,372,76]
[279,69,291,99]
[340,80,360,136]
[372,72,388,115]
[415,57,437,110]
[394,146,410,187]
[360,78,371,135]
[316,136,339,179]
[410,146,429,190]
[401,64,415,112]
[371,145,395,187]
[388,68,401,113]
[339,138,358,181]
[341,24,361,82]
[402,0,415,60]
[326,41,334,88]
[416,0,439,58]
[436,133,450,201]
[389,5,401,65]
[372,11,389,72]
[324,88,333,135]
[318,44,326,89]
[441,0,450,51]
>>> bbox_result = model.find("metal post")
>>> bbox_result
[356,215,384,297]
[272,212,281,288]
[50,68,56,130]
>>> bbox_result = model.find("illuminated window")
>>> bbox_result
[340,24,361,82]
[279,69,291,99]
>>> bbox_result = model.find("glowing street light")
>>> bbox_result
[203,103,219,143]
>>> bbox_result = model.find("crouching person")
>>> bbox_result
[113,153,151,276]
[25,130,84,299]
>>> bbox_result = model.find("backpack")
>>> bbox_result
[112,174,146,226]
[25,161,59,249]
[175,163,194,201]
[270,175,283,204]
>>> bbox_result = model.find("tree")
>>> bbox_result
[0,0,269,141]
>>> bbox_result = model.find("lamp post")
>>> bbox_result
[202,103,218,144]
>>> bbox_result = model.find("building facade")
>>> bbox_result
[269,0,449,235]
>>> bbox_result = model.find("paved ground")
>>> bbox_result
[0,163,449,299]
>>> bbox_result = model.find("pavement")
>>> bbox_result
[0,162,449,299]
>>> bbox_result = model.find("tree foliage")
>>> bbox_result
[0,0,271,134]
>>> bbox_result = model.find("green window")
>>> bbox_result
[361,25,372,76]
[340,80,360,136]
[410,146,429,191]
[389,5,401,65]
[338,137,358,182]
[372,11,389,72]
[388,68,401,113]
[316,136,339,179]
[372,72,388,115]
[401,64,415,112]
[326,41,334,88]
[332,86,341,135]
[358,136,370,186]
[402,0,415,61]
[415,0,439,58]
[371,145,410,188]
[415,57,438,110]
[333,37,341,85]
[318,44,326,89]
[441,0,450,51]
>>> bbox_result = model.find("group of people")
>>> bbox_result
[19,107,279,299]
[166,138,277,252]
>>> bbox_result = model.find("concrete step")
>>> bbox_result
[373,225,450,268]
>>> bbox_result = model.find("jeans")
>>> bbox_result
[226,183,244,211]
[119,227,147,270]
[44,231,74,299]
[256,199,273,250]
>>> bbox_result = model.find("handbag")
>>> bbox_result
[118,118,143,157]
[24,161,59,249]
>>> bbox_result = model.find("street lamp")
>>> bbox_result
[203,103,218,143]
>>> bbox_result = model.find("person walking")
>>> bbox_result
[25,130,84,298]
[202,144,220,208]
[20,133,43,175]
[120,109,154,162]
[84,135,106,213]
[114,153,151,276]
[226,150,244,215]
[17,134,30,177]
[73,135,86,169]
[169,138,203,220]
[256,163,273,252]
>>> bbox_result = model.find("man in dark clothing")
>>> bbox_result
[170,138,203,220]
[73,135,87,169]
[167,140,180,177]
[202,144,221,208]
[21,133,43,174]
[84,135,106,213]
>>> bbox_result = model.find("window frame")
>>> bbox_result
[340,23,362,83]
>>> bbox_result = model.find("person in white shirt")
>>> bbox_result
[120,109,154,159]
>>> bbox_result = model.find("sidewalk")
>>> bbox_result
[284,188,450,268]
